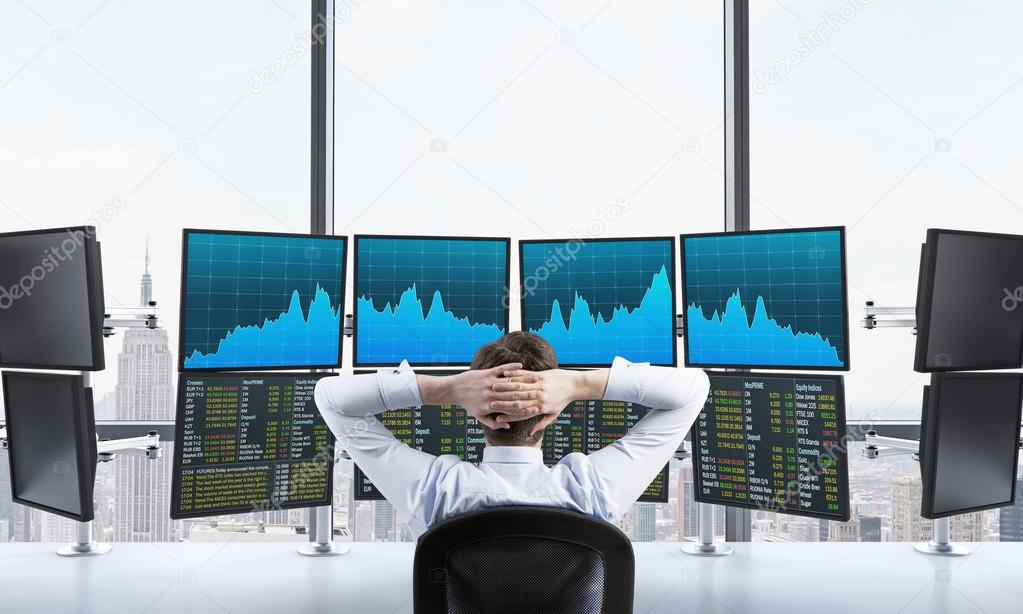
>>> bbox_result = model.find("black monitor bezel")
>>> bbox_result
[178,228,349,373]
[0,226,105,371]
[2,371,97,522]
[518,236,679,368]
[919,372,1023,519]
[352,234,512,367]
[169,371,337,520]
[679,226,850,371]
[691,370,851,522]
[913,228,1023,372]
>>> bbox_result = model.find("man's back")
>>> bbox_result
[315,355,709,538]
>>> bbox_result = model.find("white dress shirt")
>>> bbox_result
[314,357,710,538]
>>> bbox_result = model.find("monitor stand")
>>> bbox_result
[298,505,350,557]
[915,516,969,557]
[57,520,111,557]
[680,503,733,557]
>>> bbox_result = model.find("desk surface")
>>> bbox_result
[0,541,1019,613]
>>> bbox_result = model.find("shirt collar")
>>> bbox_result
[482,446,544,464]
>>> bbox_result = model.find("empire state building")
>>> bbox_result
[113,243,179,541]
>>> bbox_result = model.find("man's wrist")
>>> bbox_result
[416,374,450,405]
[573,368,609,400]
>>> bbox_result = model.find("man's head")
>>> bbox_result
[471,331,558,447]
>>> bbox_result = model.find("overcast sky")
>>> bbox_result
[2,1,1022,421]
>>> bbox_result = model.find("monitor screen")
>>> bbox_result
[170,372,335,519]
[519,237,677,367]
[692,372,850,521]
[681,227,849,370]
[179,229,347,371]
[0,227,105,370]
[353,235,510,366]
[2,371,96,521]
[919,373,1023,519]
[914,229,1023,372]
[353,371,667,503]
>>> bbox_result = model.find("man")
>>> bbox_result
[315,331,709,538]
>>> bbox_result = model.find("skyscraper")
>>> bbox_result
[373,500,396,541]
[113,244,179,542]
[889,474,985,542]
[0,454,12,541]
[859,515,882,542]
[633,503,657,541]
[678,464,698,539]
[999,480,1023,542]
[890,475,930,542]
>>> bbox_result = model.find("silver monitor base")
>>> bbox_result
[915,541,969,557]
[57,542,112,557]
[680,542,733,557]
[298,542,350,557]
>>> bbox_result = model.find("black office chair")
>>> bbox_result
[413,506,635,614]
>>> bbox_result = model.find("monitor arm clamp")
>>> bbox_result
[862,431,969,556]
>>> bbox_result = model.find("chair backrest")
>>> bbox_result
[413,506,635,614]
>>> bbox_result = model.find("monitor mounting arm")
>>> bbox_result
[861,302,916,330]
[862,431,969,557]
[96,431,162,462]
[0,430,161,460]
[102,303,160,338]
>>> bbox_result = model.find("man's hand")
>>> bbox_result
[493,368,609,435]
[417,363,544,430]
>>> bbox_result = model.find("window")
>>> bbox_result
[333,0,724,541]
[749,0,1023,541]
[0,0,310,542]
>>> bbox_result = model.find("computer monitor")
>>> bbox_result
[519,237,677,367]
[692,371,850,521]
[2,371,97,521]
[680,227,849,370]
[919,373,1023,519]
[0,226,105,370]
[914,229,1023,372]
[352,371,668,503]
[178,229,347,371]
[170,372,335,519]
[543,398,669,503]
[353,235,510,366]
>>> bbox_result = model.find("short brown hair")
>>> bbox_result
[471,332,558,446]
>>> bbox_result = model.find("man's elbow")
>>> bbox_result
[692,369,710,403]
[314,378,340,417]
[674,368,710,409]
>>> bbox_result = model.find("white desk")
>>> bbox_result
[1,541,1019,613]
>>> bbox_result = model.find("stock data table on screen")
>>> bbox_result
[179,230,347,371]
[354,235,510,366]
[692,372,849,521]
[356,389,667,503]
[681,227,849,370]
[544,399,668,502]
[171,373,335,519]
[519,238,677,367]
